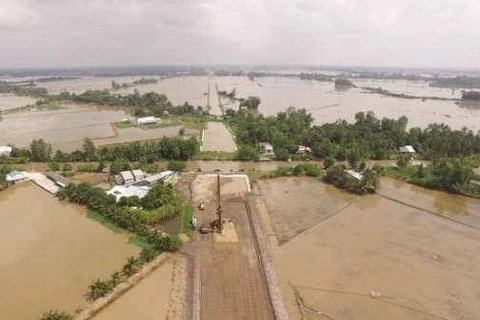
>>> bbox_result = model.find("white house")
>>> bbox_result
[0,146,12,157]
[107,185,150,202]
[136,116,160,126]
[6,171,29,184]
[258,142,274,155]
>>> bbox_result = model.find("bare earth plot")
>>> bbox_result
[93,125,183,146]
[257,178,480,320]
[192,175,273,320]
[0,183,139,320]
[202,122,237,153]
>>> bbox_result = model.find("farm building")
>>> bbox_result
[136,116,160,126]
[115,169,147,185]
[107,185,150,202]
[132,170,177,186]
[258,142,274,155]
[6,171,29,184]
[0,146,12,157]
[45,171,71,187]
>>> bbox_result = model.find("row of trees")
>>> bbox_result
[0,81,48,97]
[228,108,480,162]
[11,136,199,164]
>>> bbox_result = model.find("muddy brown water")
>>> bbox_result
[0,183,140,320]
[258,177,480,320]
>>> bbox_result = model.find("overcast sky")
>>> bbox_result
[1,0,480,68]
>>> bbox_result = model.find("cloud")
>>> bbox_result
[0,0,480,68]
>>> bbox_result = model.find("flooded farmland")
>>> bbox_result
[0,183,140,320]
[0,103,128,151]
[256,177,480,320]
[0,93,36,111]
[38,76,150,94]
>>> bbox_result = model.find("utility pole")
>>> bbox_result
[217,174,222,233]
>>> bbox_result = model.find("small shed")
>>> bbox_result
[345,169,363,181]
[0,146,12,157]
[45,171,71,188]
[297,145,312,154]
[136,116,160,126]
[116,170,146,185]
[399,145,416,154]
[258,142,274,155]
[6,171,29,184]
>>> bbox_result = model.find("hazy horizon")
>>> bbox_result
[1,0,480,69]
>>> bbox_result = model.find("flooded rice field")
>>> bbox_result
[0,183,140,320]
[215,76,480,131]
[0,103,128,151]
[38,76,149,94]
[0,93,36,111]
[202,122,237,153]
[256,177,480,320]
[117,76,222,114]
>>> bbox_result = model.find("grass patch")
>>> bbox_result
[87,210,125,234]
[182,205,194,236]
[114,120,135,129]
[128,234,156,250]
[195,151,237,160]
[177,116,208,130]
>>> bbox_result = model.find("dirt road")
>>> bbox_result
[192,175,274,320]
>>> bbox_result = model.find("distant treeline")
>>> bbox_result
[430,76,480,89]
[362,86,458,101]
[111,77,158,90]
[0,81,47,97]
[461,91,480,101]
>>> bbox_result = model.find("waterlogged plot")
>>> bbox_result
[0,183,140,320]
[40,76,149,94]
[258,178,480,320]
[0,103,127,152]
[0,93,36,111]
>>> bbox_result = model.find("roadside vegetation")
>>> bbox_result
[323,166,379,194]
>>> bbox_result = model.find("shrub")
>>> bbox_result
[39,310,72,320]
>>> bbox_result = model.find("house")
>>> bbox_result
[6,171,29,184]
[107,185,151,202]
[136,116,160,126]
[0,146,12,157]
[115,169,147,185]
[345,169,363,181]
[399,145,416,154]
[297,145,312,154]
[45,171,71,187]
[258,142,274,155]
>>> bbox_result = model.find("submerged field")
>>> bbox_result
[0,93,36,111]
[0,103,127,152]
[0,183,140,320]
[256,177,480,320]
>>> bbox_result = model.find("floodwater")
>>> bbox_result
[258,177,480,320]
[0,93,36,111]
[215,76,480,131]
[39,76,150,94]
[117,76,221,114]
[0,103,128,151]
[0,183,139,320]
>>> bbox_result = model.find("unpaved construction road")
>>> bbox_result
[191,175,274,320]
